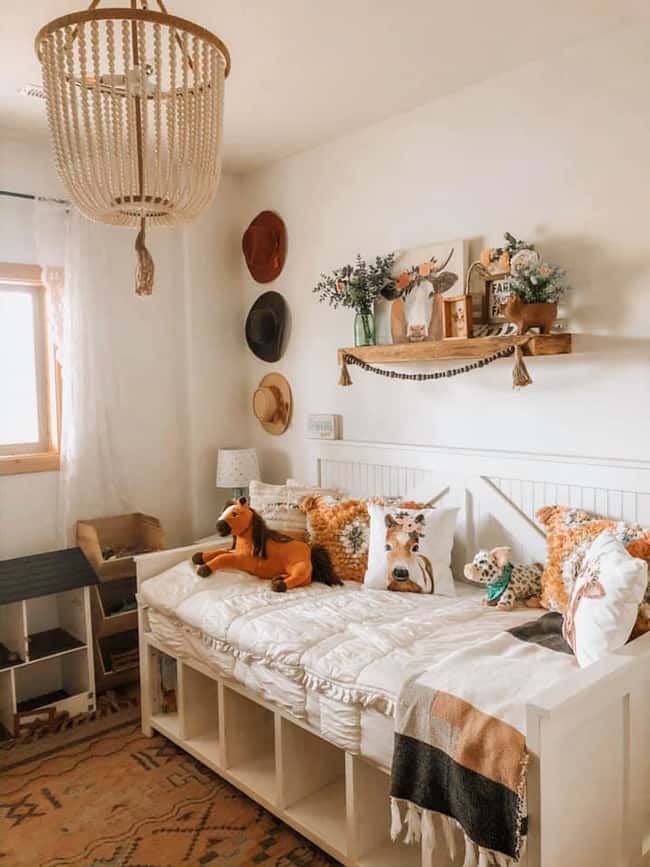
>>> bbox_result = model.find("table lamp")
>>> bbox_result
[216,448,260,500]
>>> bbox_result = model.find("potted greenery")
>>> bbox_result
[494,235,570,334]
[313,253,396,346]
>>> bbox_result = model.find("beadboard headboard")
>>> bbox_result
[307,440,650,577]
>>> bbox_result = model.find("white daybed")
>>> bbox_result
[137,441,650,867]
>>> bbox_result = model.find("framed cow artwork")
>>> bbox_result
[375,239,468,344]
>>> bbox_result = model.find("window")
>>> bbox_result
[0,263,60,475]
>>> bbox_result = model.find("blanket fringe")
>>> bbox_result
[478,848,491,867]
[197,630,395,716]
[404,802,422,844]
[462,834,479,867]
[441,815,457,861]
[421,810,436,851]
[463,834,478,867]
[391,801,522,865]
[390,798,402,842]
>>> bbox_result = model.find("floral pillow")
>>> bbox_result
[563,531,648,667]
[536,506,650,612]
[364,503,458,595]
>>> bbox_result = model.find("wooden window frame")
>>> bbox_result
[0,263,61,476]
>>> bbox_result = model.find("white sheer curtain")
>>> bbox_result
[34,201,191,546]
[59,211,134,540]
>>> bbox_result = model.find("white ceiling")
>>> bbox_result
[2,1,648,174]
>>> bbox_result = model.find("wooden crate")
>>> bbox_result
[77,513,164,691]
[77,513,165,582]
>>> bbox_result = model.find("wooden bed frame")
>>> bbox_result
[137,441,650,867]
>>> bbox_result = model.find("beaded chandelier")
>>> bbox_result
[35,1,231,294]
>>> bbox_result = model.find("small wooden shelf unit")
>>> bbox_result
[0,548,96,736]
[142,635,419,867]
[337,332,572,364]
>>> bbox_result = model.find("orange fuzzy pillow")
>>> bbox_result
[299,495,433,583]
[300,497,371,582]
[537,506,650,612]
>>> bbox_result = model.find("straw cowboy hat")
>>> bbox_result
[245,291,287,362]
[242,211,287,283]
[253,373,292,435]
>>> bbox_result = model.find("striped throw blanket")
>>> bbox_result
[390,613,577,866]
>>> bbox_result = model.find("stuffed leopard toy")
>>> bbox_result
[464,546,543,610]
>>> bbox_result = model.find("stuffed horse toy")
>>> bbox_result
[192,497,341,593]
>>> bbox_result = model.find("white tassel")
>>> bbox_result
[404,803,422,844]
[390,798,402,842]
[441,816,457,861]
[421,810,436,851]
[462,835,479,867]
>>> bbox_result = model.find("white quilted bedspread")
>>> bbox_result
[140,560,539,717]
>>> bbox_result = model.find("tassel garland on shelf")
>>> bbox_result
[339,338,533,389]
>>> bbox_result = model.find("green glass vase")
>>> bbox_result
[354,312,376,347]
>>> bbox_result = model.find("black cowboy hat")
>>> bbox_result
[245,291,287,362]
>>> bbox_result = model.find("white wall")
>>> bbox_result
[240,24,650,484]
[3,21,650,558]
[0,131,247,558]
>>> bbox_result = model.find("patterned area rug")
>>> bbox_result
[0,689,140,772]
[0,721,339,867]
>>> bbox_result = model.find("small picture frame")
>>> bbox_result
[442,295,473,339]
[307,413,341,440]
[483,276,514,323]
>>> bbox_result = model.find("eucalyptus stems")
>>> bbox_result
[313,252,397,316]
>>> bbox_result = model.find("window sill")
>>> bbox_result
[0,452,60,476]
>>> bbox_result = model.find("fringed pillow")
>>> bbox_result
[249,481,342,541]
[536,506,650,612]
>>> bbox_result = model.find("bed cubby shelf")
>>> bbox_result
[337,332,572,364]
[142,638,417,867]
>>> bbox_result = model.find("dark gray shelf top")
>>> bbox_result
[0,547,97,605]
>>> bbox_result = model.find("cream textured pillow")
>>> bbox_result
[563,531,648,668]
[248,480,341,540]
[364,503,458,595]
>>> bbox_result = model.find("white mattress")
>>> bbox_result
[140,563,531,769]
[146,604,400,766]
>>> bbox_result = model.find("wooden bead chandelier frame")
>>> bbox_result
[35,0,231,294]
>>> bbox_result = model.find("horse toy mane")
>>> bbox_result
[193,497,340,592]
[220,499,294,559]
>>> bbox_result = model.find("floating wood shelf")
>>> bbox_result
[337,333,572,364]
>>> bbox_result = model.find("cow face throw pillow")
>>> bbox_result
[563,531,648,667]
[364,503,458,595]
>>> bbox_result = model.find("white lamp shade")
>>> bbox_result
[216,448,260,488]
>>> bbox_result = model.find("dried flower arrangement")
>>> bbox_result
[313,253,397,316]
[483,233,570,305]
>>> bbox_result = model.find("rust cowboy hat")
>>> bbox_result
[253,373,292,435]
[242,211,287,283]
